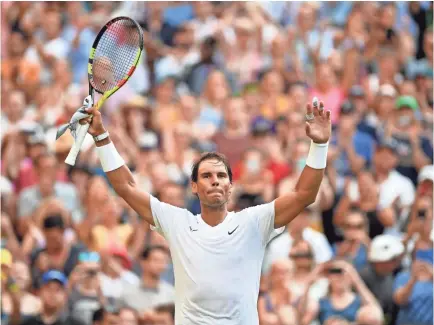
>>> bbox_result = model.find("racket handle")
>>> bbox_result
[65,124,90,166]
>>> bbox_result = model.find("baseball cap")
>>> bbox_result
[418,165,434,183]
[378,84,397,97]
[41,270,68,287]
[376,137,397,152]
[340,100,356,115]
[368,234,404,262]
[251,117,273,135]
[108,247,132,270]
[396,96,418,111]
[349,85,365,97]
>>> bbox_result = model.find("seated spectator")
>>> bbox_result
[119,246,174,314]
[263,208,332,274]
[360,235,405,325]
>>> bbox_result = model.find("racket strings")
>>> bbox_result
[92,19,141,93]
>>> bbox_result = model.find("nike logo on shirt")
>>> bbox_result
[228,226,239,235]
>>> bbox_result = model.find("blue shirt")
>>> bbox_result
[319,295,362,323]
[332,130,375,178]
[332,243,368,272]
[393,271,433,325]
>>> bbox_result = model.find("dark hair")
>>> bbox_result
[141,245,169,260]
[43,215,65,230]
[191,152,232,183]
[155,303,175,320]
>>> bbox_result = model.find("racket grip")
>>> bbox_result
[65,124,90,166]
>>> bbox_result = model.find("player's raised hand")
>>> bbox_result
[304,97,331,144]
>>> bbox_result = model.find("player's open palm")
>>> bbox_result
[304,99,331,144]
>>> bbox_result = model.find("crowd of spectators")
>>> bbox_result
[1,2,433,325]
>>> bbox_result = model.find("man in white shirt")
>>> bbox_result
[79,98,331,324]
[263,208,332,274]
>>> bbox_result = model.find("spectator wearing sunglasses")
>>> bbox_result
[300,260,383,325]
[360,235,405,325]
[332,208,369,272]
[68,252,103,325]
[287,240,328,308]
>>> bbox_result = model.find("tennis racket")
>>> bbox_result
[64,16,143,166]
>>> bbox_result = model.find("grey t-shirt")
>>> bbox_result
[68,288,101,325]
[360,263,396,315]
[18,183,81,219]
[119,281,175,313]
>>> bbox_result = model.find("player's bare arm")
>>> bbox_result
[274,99,331,229]
[82,106,155,226]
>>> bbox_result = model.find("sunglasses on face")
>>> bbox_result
[290,252,313,259]
[344,223,365,230]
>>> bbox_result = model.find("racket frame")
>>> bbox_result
[65,16,143,166]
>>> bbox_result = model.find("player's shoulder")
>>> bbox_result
[232,201,275,222]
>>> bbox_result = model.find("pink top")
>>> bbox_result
[309,87,345,125]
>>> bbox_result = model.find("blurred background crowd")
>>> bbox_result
[1,1,433,325]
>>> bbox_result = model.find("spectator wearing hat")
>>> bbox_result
[119,246,174,315]
[393,249,433,325]
[20,270,84,325]
[387,95,433,185]
[360,235,405,325]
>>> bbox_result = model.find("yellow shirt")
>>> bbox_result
[91,224,133,251]
[260,96,291,120]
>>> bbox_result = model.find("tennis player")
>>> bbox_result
[82,98,331,325]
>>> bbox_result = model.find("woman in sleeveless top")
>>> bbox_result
[299,260,382,325]
[258,260,298,325]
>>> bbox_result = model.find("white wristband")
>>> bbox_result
[96,142,125,172]
[306,140,328,169]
